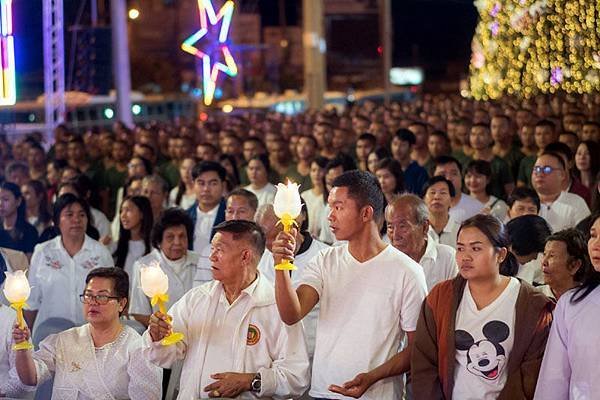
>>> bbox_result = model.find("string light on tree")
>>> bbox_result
[468,0,600,99]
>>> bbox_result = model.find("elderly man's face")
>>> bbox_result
[385,202,428,262]
[209,231,252,284]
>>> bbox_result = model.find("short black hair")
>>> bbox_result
[394,128,416,145]
[227,188,259,211]
[312,156,329,169]
[507,187,540,211]
[213,220,266,259]
[546,228,591,283]
[433,155,463,174]
[539,150,567,171]
[191,160,227,181]
[506,215,551,256]
[53,193,93,231]
[326,153,356,173]
[421,175,456,198]
[536,119,556,130]
[465,159,492,178]
[248,153,271,173]
[357,133,377,146]
[544,142,573,163]
[151,208,194,249]
[85,267,129,315]
[332,170,385,220]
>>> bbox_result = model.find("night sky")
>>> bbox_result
[12,0,478,99]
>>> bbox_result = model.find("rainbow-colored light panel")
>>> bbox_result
[0,0,15,106]
[181,0,237,106]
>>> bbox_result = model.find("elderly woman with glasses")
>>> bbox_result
[12,267,162,399]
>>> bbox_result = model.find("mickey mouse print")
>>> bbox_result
[456,320,510,381]
[452,277,520,399]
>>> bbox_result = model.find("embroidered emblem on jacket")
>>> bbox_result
[247,324,261,346]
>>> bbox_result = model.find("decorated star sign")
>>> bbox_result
[181,0,238,105]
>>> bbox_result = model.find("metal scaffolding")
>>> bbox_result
[43,0,66,140]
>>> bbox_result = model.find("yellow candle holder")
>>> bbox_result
[11,300,33,351]
[151,294,184,346]
[275,213,298,271]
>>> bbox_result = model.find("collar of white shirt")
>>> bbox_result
[54,234,94,256]
[207,272,274,307]
[420,238,439,264]
[541,190,567,208]
[197,203,220,218]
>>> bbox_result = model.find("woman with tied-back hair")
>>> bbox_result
[412,214,553,400]
[113,196,153,277]
[0,182,39,258]
[535,213,600,399]
[21,180,52,235]
[168,156,197,210]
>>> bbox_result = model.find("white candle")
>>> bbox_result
[140,261,169,298]
[3,270,31,303]
[273,181,302,219]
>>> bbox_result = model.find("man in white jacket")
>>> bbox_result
[143,220,310,399]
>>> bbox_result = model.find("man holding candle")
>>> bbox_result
[144,220,310,399]
[272,170,428,399]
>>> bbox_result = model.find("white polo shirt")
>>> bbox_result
[419,239,458,290]
[245,183,277,207]
[28,235,114,330]
[450,193,484,224]
[538,191,590,232]
[299,244,427,399]
[428,216,461,249]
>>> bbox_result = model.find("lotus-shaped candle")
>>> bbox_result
[273,181,302,270]
[139,261,184,346]
[3,270,34,350]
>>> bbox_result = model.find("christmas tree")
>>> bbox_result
[469,0,600,99]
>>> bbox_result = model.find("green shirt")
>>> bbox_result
[451,150,472,171]
[282,164,313,191]
[488,156,514,200]
[517,155,536,188]
[499,145,525,180]
[158,162,180,190]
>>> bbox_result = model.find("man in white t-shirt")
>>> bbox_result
[532,152,590,232]
[385,194,458,290]
[433,156,483,223]
[272,170,428,399]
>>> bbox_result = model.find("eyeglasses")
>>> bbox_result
[79,293,120,305]
[533,165,562,175]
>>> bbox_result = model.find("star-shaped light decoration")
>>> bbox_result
[181,0,238,105]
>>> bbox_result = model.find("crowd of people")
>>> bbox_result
[0,91,600,399]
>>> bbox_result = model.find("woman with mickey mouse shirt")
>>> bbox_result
[411,214,554,399]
